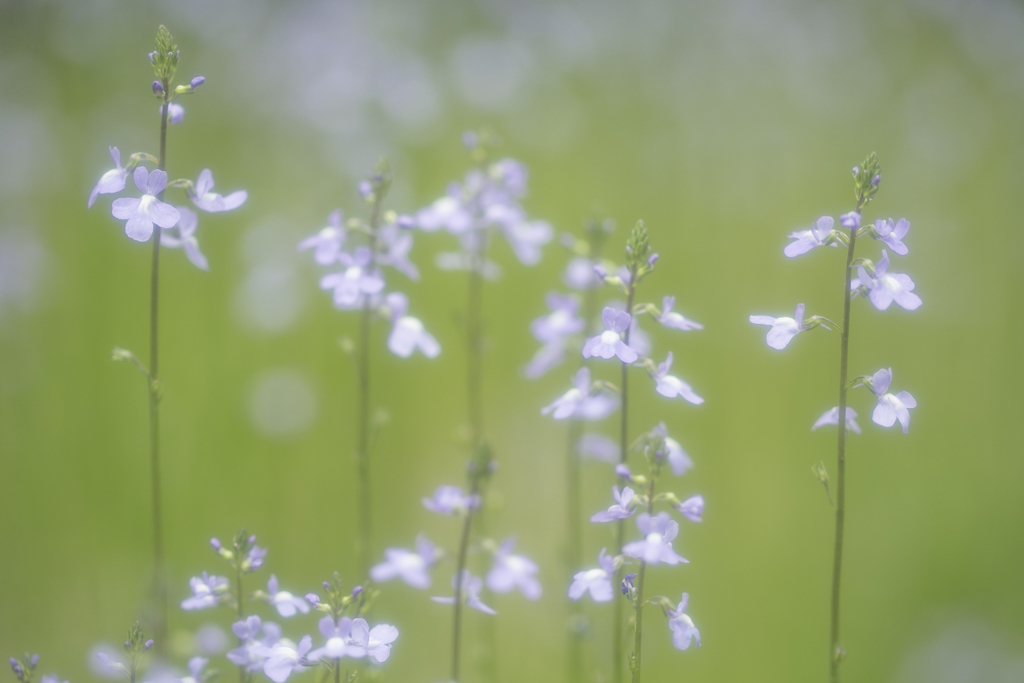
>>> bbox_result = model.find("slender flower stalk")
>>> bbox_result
[630,475,656,683]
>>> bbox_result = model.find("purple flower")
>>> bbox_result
[576,433,620,463]
[542,367,618,421]
[111,168,180,242]
[191,76,205,88]
[167,103,184,125]
[785,216,836,257]
[853,250,922,311]
[668,593,700,650]
[840,211,861,230]
[244,544,267,572]
[869,368,917,434]
[568,549,616,602]
[298,211,345,266]
[385,292,440,358]
[228,617,281,671]
[658,296,703,331]
[415,192,471,233]
[174,656,208,683]
[749,303,806,350]
[621,573,636,595]
[590,486,636,523]
[361,621,399,663]
[40,675,67,683]
[432,570,496,615]
[307,617,361,660]
[583,308,638,363]
[531,293,585,344]
[812,407,861,435]
[161,207,208,270]
[623,513,688,565]
[265,575,311,618]
[676,495,704,522]
[615,464,632,480]
[263,636,312,683]
[377,223,419,280]
[651,423,694,476]
[874,218,909,255]
[187,169,247,213]
[319,247,385,309]
[523,338,567,379]
[486,538,542,600]
[653,353,704,405]
[564,256,602,290]
[370,535,438,589]
[181,572,230,610]
[422,485,479,515]
[88,147,128,208]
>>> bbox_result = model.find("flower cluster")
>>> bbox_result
[750,156,920,434]
[299,162,440,359]
[88,28,245,269]
[9,654,67,683]
[181,532,398,683]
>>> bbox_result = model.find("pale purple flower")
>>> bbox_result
[415,192,471,233]
[564,256,602,290]
[422,485,479,515]
[812,407,861,435]
[370,535,438,589]
[576,433,619,463]
[306,617,362,661]
[583,308,638,363]
[615,463,632,480]
[181,572,230,610]
[854,250,922,311]
[361,621,399,663]
[531,293,585,343]
[377,223,419,280]
[161,207,208,270]
[542,367,618,421]
[385,292,440,358]
[265,574,310,618]
[195,625,228,655]
[874,218,909,255]
[652,423,694,476]
[623,512,688,565]
[869,367,917,434]
[785,216,836,257]
[227,616,281,671]
[188,169,247,213]
[263,636,312,683]
[88,147,128,208]
[568,549,615,602]
[668,593,700,650]
[749,303,806,350]
[840,211,861,230]
[319,247,385,309]
[111,168,180,242]
[167,103,184,125]
[174,656,208,683]
[523,338,567,379]
[298,211,345,266]
[591,486,636,522]
[486,538,542,600]
[40,675,67,683]
[499,217,554,266]
[676,495,704,522]
[653,353,704,405]
[432,570,496,615]
[658,296,703,331]
[244,544,267,572]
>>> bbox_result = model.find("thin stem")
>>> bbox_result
[236,567,246,683]
[631,477,655,683]
[467,263,484,455]
[333,660,340,683]
[450,489,479,683]
[149,93,169,655]
[612,280,637,683]
[354,198,382,580]
[829,210,860,682]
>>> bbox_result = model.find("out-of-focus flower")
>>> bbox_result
[111,168,180,242]
[319,247,384,309]
[676,495,704,523]
[583,307,638,363]
[422,486,479,515]
[653,353,704,405]
[668,593,700,650]
[432,570,496,615]
[187,169,247,213]
[298,211,345,266]
[486,538,542,600]
[623,513,688,565]
[263,636,312,683]
[88,147,128,208]
[812,407,861,434]
[658,296,703,331]
[265,575,310,618]
[181,572,230,610]
[370,535,439,589]
[161,207,207,270]
[542,367,618,421]
[385,292,440,358]
[568,549,616,602]
[590,486,636,523]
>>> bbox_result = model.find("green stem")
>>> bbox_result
[612,280,637,683]
[450,486,479,683]
[354,197,381,580]
[829,209,860,682]
[631,477,655,683]
[333,660,340,683]
[149,92,169,656]
[236,566,246,683]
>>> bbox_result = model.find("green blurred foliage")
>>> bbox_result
[1,1,1023,682]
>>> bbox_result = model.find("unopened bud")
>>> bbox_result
[593,264,607,279]
[323,581,332,591]
[615,464,631,481]
[851,166,859,177]
[871,174,880,188]
[190,76,205,88]
[148,52,156,64]
[152,80,163,95]
[351,586,363,597]
[28,656,38,670]
[248,535,257,545]
[144,640,153,652]
[357,180,373,199]
[305,593,320,607]
[647,253,659,267]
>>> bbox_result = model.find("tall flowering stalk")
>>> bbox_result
[749,153,921,682]
[524,217,614,682]
[546,221,706,683]
[299,160,439,579]
[88,25,247,649]
[414,132,553,680]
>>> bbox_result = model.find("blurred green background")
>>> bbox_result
[2,0,1023,682]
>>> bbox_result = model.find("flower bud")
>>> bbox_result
[839,211,861,230]
[152,80,164,95]
[351,586,363,597]
[593,264,607,279]
[615,464,632,481]
[871,174,881,188]
[190,76,206,88]
[248,535,257,545]
[28,656,38,670]
[621,573,636,595]
[305,593,320,607]
[462,130,478,150]
[358,180,373,199]
[148,52,156,64]
[851,166,859,177]
[323,581,332,591]
[210,537,222,551]
[647,252,659,267]
[144,640,154,651]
